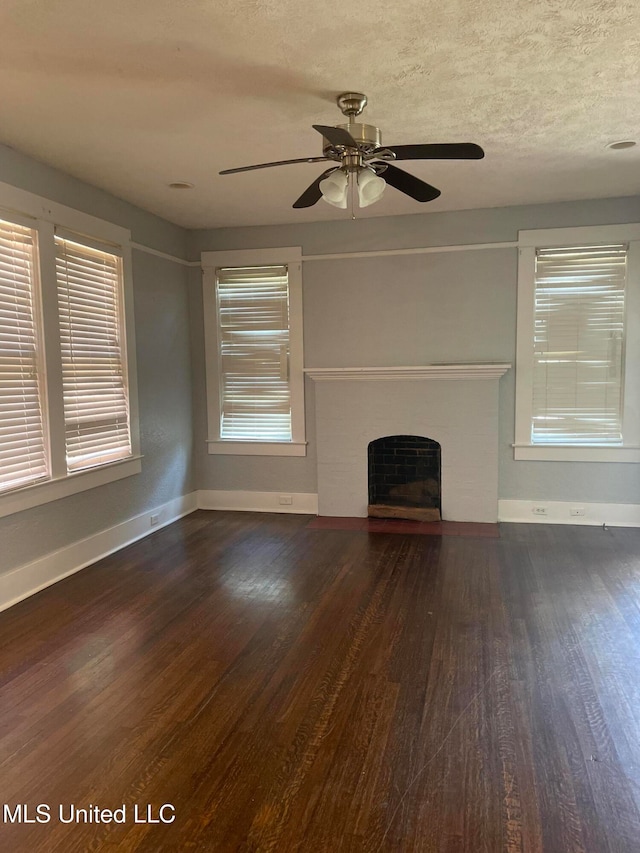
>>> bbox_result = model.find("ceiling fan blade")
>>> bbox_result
[292,168,338,209]
[220,156,329,175]
[313,124,358,149]
[381,164,441,202]
[384,143,485,161]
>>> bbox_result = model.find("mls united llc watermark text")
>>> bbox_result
[3,803,176,825]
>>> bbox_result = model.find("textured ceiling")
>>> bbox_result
[1,0,640,229]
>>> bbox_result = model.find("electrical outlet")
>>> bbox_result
[150,514,160,526]
[570,507,585,517]
[278,494,293,506]
[532,505,548,516]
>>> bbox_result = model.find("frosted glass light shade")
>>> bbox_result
[319,170,348,208]
[357,168,386,207]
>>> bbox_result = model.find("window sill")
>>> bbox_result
[0,456,143,519]
[207,441,307,457]
[513,445,640,463]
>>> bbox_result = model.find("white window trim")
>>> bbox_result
[0,456,143,518]
[0,180,141,519]
[514,224,640,462]
[201,247,306,457]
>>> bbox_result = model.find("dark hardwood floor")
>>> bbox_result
[2,511,640,852]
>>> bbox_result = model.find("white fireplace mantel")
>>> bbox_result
[304,363,511,382]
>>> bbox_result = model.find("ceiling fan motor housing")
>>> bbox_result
[322,123,382,158]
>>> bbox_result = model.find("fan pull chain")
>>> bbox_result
[350,172,356,220]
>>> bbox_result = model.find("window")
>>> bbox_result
[202,248,306,456]
[0,181,140,518]
[56,236,131,470]
[514,224,640,462]
[0,217,48,493]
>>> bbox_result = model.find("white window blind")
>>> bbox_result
[532,244,626,445]
[216,264,292,441]
[0,217,48,493]
[55,236,131,471]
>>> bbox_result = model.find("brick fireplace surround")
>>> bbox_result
[305,365,511,524]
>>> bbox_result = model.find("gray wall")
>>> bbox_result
[0,144,194,574]
[189,196,640,505]
[2,136,638,577]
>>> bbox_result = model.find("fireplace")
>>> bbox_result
[304,364,510,523]
[368,435,441,521]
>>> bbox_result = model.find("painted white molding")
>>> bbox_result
[145,238,519,275]
[194,241,518,269]
[512,445,640,463]
[0,178,192,269]
[130,241,196,267]
[0,492,198,613]
[499,499,640,527]
[0,180,130,246]
[304,364,511,382]
[197,490,318,515]
[0,456,143,520]
[518,224,640,247]
[206,441,307,457]
[302,241,518,262]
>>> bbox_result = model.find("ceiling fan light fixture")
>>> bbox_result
[357,168,386,207]
[319,170,348,208]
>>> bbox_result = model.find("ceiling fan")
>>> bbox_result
[219,92,484,210]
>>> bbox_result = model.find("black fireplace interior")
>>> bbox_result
[368,435,441,511]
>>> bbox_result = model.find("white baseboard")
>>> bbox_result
[0,492,198,613]
[197,489,318,515]
[499,499,640,527]
[9,492,634,614]
[196,493,639,526]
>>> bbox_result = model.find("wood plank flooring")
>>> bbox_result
[1,511,640,852]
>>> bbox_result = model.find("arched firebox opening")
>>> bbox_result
[368,435,441,522]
